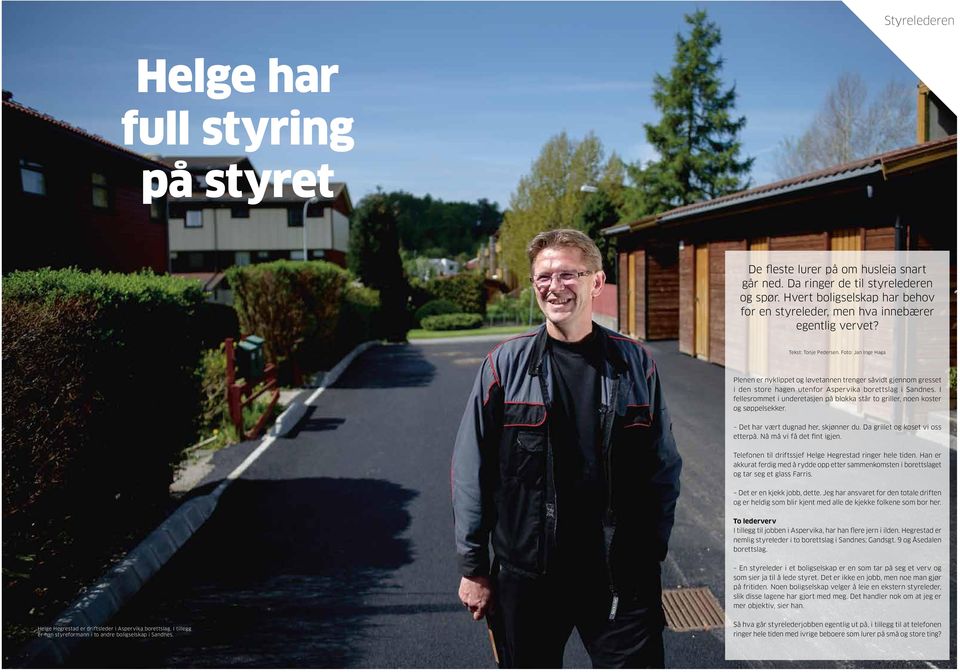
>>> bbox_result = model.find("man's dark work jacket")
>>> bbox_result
[452,323,682,597]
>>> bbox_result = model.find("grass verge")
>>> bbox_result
[407,324,540,340]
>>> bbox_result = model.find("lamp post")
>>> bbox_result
[302,196,319,261]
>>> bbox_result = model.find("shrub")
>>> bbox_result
[195,301,240,350]
[227,260,350,368]
[414,299,460,326]
[332,284,382,365]
[3,268,206,519]
[408,276,437,310]
[420,312,484,331]
[427,272,486,316]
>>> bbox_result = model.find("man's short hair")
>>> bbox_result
[527,229,603,272]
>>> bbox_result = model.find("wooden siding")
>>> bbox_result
[830,228,861,252]
[646,243,679,340]
[695,246,710,359]
[769,232,829,251]
[865,226,895,250]
[618,253,628,333]
[679,245,695,355]
[634,250,647,339]
[708,240,747,366]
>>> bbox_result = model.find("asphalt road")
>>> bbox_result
[70,338,955,668]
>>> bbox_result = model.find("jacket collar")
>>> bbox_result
[527,322,628,376]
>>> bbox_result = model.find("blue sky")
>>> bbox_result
[2,1,918,209]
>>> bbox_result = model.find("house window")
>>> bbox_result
[185,210,203,228]
[287,207,303,228]
[187,252,205,269]
[235,251,251,266]
[20,160,46,195]
[150,197,165,221]
[306,202,325,218]
[289,250,306,260]
[257,251,270,259]
[231,204,250,219]
[92,172,110,209]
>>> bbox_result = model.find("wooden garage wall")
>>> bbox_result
[769,232,829,251]
[646,243,680,340]
[679,244,695,355]
[618,253,628,333]
[708,240,748,366]
[864,226,895,250]
[634,251,647,339]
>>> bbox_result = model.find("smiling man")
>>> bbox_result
[452,229,682,668]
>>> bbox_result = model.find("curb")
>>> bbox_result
[268,340,377,438]
[13,340,379,668]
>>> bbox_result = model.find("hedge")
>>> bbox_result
[227,260,351,368]
[427,272,486,316]
[414,298,460,326]
[332,283,382,363]
[3,268,207,520]
[420,312,484,331]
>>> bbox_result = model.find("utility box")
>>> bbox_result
[236,334,265,381]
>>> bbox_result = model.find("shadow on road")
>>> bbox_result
[333,345,435,389]
[70,477,418,668]
[284,413,346,438]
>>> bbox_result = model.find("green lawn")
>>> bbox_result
[407,323,540,340]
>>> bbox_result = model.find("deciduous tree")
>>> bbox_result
[773,73,914,179]
[500,132,623,281]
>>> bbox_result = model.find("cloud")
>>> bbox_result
[624,141,659,166]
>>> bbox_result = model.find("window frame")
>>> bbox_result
[287,206,304,228]
[91,172,111,210]
[20,159,46,196]
[185,209,203,228]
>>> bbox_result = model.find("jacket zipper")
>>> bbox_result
[535,365,556,576]
[600,374,621,618]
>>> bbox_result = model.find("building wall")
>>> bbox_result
[646,242,680,340]
[169,206,334,251]
[768,232,829,251]
[679,244,695,355]
[3,105,168,273]
[332,209,350,253]
[618,253,628,332]
[708,240,747,366]
[633,251,646,339]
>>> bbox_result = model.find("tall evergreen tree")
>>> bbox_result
[629,10,754,214]
[348,192,409,341]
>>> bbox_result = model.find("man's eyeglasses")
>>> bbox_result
[530,270,593,289]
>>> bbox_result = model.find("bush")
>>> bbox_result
[3,268,206,519]
[414,299,460,326]
[227,260,350,369]
[487,287,539,325]
[408,276,437,310]
[332,284,382,364]
[427,272,486,316]
[420,312,484,331]
[195,301,240,350]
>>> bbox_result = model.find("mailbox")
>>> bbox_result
[236,334,265,381]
